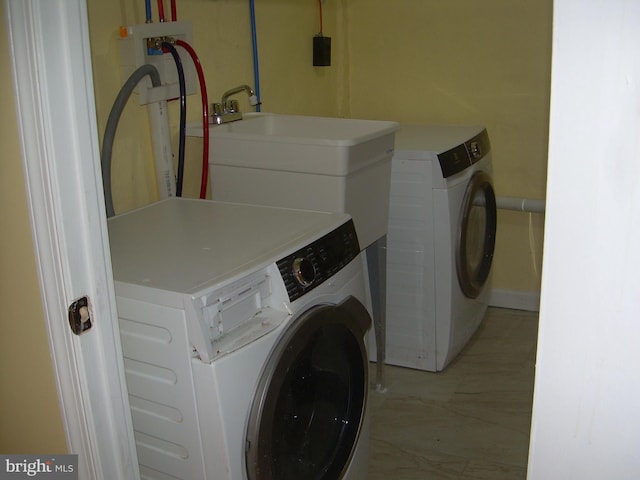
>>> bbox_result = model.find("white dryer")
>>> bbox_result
[385,125,497,372]
[108,198,373,479]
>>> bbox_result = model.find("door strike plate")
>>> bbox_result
[69,296,92,335]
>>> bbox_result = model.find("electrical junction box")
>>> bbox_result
[313,35,331,67]
[119,21,197,105]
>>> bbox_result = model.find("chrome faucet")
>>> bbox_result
[210,84,259,125]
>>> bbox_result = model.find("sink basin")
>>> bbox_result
[208,112,393,142]
[185,113,399,248]
[187,113,398,176]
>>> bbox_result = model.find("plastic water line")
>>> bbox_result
[156,0,166,22]
[144,0,152,23]
[171,0,177,21]
[102,64,162,218]
[176,39,210,199]
[249,0,262,111]
[162,41,187,197]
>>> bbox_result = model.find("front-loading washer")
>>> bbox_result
[108,198,372,480]
[385,125,497,372]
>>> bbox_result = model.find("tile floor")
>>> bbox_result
[367,307,539,479]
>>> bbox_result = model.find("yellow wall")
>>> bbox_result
[345,0,552,293]
[0,7,68,453]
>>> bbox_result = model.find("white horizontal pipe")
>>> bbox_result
[495,196,545,213]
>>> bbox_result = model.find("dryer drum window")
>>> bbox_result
[245,296,371,480]
[456,171,497,299]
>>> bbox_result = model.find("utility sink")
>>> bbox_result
[186,113,399,248]
[207,112,393,140]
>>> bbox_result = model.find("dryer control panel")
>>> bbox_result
[438,128,491,178]
[276,219,360,302]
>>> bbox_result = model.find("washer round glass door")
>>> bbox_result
[456,170,497,299]
[245,296,371,480]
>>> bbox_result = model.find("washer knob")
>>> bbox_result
[292,257,316,287]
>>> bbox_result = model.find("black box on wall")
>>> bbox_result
[313,35,331,67]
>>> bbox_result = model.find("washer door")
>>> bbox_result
[456,171,497,299]
[245,296,371,480]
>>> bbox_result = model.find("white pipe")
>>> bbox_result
[147,100,176,199]
[495,196,545,213]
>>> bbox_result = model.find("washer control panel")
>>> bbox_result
[276,220,360,302]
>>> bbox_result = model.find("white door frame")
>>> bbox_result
[5,1,139,479]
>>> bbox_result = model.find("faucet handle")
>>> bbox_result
[212,102,224,116]
[226,99,240,113]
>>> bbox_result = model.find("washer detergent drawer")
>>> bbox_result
[193,269,290,363]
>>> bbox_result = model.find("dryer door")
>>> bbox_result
[245,296,371,480]
[456,170,497,299]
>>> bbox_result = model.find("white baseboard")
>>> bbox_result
[489,288,540,312]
